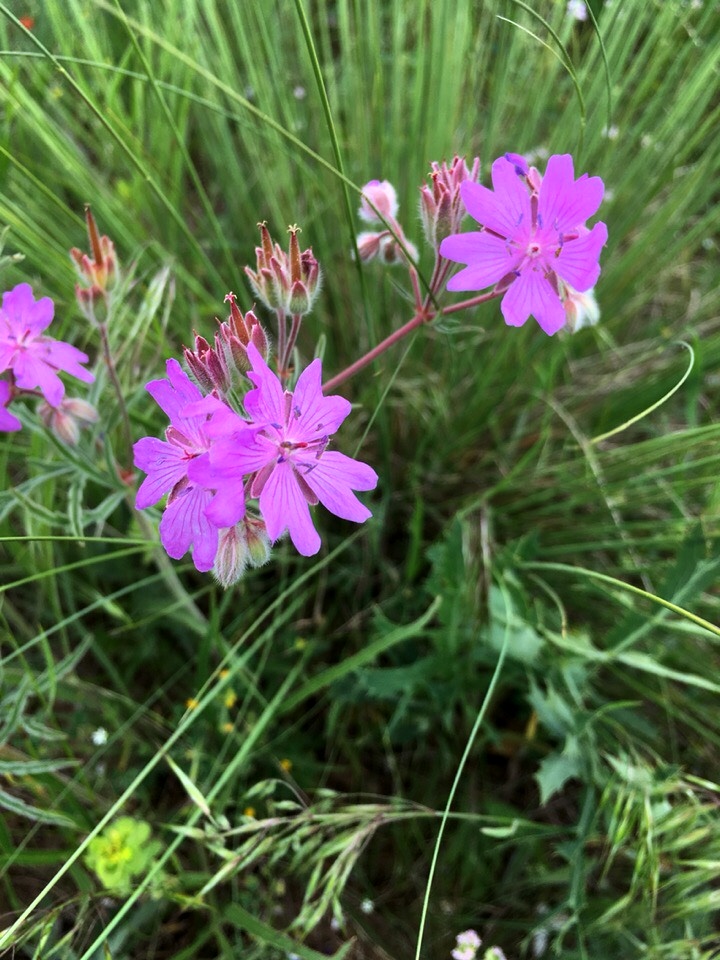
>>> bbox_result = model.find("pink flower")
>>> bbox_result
[206,344,378,557]
[439,154,608,335]
[133,359,234,572]
[0,283,94,405]
[358,180,399,223]
[0,381,22,432]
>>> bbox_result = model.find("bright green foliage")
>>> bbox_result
[84,817,161,895]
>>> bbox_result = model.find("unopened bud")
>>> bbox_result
[244,224,321,317]
[358,180,398,223]
[419,155,480,249]
[377,234,418,266]
[70,206,119,325]
[563,285,600,332]
[39,396,99,446]
[213,516,271,588]
[245,517,271,567]
[183,333,231,394]
[219,294,270,373]
[355,231,384,262]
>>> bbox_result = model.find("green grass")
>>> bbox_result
[1,0,720,957]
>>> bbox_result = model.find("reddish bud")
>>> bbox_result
[244,224,321,317]
[39,396,99,446]
[419,155,480,249]
[70,206,119,324]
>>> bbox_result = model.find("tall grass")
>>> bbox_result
[1,1,720,957]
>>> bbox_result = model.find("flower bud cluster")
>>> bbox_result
[419,155,480,249]
[245,223,321,317]
[183,293,270,396]
[70,206,119,326]
[356,180,419,266]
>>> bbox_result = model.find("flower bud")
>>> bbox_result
[244,224,321,317]
[419,155,480,249]
[562,285,600,332]
[358,180,399,223]
[183,333,231,394]
[70,206,119,325]
[39,396,99,446]
[377,233,418,266]
[212,517,271,588]
[354,231,384,262]
[219,293,270,373]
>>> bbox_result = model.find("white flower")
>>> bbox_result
[602,124,620,140]
[293,85,306,99]
[456,930,482,950]
[91,727,108,746]
[566,0,588,20]
[360,897,374,914]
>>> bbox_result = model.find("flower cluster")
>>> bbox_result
[0,282,96,438]
[133,292,377,585]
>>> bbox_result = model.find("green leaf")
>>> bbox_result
[536,737,583,804]
[0,787,77,828]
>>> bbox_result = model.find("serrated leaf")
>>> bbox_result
[536,740,583,804]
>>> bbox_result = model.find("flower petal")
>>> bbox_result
[133,437,187,508]
[259,461,321,556]
[459,158,531,238]
[146,359,203,422]
[442,231,519,291]
[244,343,286,426]
[159,485,218,571]
[555,222,608,292]
[291,358,351,437]
[2,283,55,335]
[501,267,566,335]
[300,450,377,522]
[538,154,604,233]
[11,350,65,405]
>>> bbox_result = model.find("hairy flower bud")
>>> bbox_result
[358,180,399,223]
[419,155,480,249]
[70,206,119,325]
[39,396,99,446]
[219,293,270,373]
[183,333,232,394]
[244,224,321,317]
[213,517,271,588]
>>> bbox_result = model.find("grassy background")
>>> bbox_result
[1,0,720,957]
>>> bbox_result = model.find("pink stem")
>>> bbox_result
[323,288,500,393]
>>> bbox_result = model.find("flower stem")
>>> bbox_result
[323,287,500,393]
[322,312,426,393]
[98,320,133,468]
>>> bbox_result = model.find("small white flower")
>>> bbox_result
[566,0,588,21]
[360,897,374,914]
[293,85,306,99]
[457,931,482,950]
[330,916,342,931]
[602,124,620,140]
[91,727,108,746]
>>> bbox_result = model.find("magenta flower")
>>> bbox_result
[0,283,94,405]
[0,381,22,432]
[206,344,378,557]
[133,359,232,572]
[439,154,608,335]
